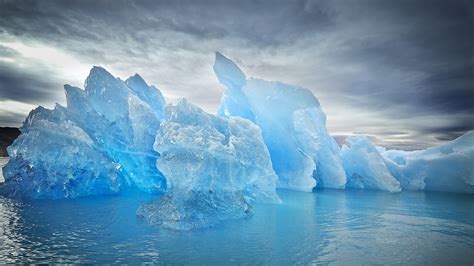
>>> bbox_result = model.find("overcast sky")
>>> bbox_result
[0,0,472,149]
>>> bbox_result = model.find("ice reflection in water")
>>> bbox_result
[0,158,473,264]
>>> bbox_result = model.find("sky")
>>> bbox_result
[0,0,472,150]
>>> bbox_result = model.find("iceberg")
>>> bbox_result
[2,52,472,205]
[381,131,474,193]
[1,105,124,198]
[137,99,279,229]
[2,67,166,198]
[341,136,401,192]
[214,52,346,191]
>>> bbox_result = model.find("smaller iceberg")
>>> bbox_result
[214,52,346,191]
[381,131,474,193]
[2,67,167,198]
[137,99,279,230]
[2,105,123,198]
[341,136,401,192]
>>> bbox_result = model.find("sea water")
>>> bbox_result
[0,157,7,183]
[0,158,473,264]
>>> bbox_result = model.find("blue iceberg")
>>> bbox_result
[137,99,279,229]
[214,52,346,191]
[380,131,474,193]
[2,105,123,198]
[341,136,401,192]
[340,132,474,194]
[1,51,473,229]
[2,67,166,198]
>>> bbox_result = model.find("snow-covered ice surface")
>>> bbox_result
[214,52,346,191]
[137,100,279,230]
[1,67,166,198]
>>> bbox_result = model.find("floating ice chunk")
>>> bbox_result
[137,99,279,230]
[214,52,346,191]
[381,131,474,193]
[341,136,401,192]
[2,67,166,198]
[2,105,123,198]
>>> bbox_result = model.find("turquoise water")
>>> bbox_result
[0,187,473,264]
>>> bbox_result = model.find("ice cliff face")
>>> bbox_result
[341,136,401,192]
[214,52,346,191]
[2,67,166,198]
[213,52,473,195]
[137,100,279,229]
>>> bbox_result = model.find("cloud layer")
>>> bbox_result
[0,0,472,149]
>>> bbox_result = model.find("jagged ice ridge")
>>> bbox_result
[2,67,166,198]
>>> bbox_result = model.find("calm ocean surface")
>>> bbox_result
[0,157,473,264]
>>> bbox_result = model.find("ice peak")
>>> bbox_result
[213,52,246,90]
[124,72,166,119]
[84,66,118,92]
[88,66,114,79]
[64,84,82,95]
[126,73,148,89]
[64,84,85,109]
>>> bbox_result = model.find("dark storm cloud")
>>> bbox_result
[0,108,28,127]
[0,0,333,58]
[0,0,338,111]
[0,0,472,149]
[308,0,474,145]
[334,1,474,115]
[420,123,474,141]
[0,63,61,104]
[0,44,19,57]
[0,43,64,106]
[12,1,328,35]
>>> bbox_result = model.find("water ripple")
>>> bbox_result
[0,176,472,264]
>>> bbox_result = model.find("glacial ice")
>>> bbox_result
[380,131,474,193]
[137,99,279,229]
[2,67,166,198]
[341,136,401,192]
[214,52,346,191]
[1,50,472,225]
[2,105,123,198]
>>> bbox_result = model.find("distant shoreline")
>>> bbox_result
[0,127,20,157]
